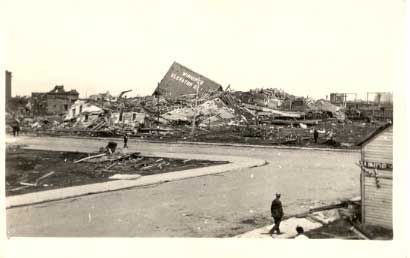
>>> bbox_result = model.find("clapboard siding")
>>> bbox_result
[365,175,392,183]
[364,191,392,198]
[365,212,392,220]
[363,174,392,229]
[365,217,392,228]
[364,178,393,189]
[363,170,393,178]
[364,194,392,202]
[364,186,392,193]
[364,183,392,191]
[364,180,392,187]
[365,209,391,217]
[364,195,392,203]
[365,206,392,213]
[363,127,393,164]
[361,125,393,229]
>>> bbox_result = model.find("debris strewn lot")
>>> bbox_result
[7,81,392,151]
[5,147,228,196]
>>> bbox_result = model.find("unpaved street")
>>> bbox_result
[7,136,360,237]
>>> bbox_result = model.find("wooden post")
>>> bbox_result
[156,83,160,136]
[190,83,200,137]
[360,149,366,224]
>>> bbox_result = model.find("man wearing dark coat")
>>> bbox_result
[313,129,319,143]
[269,193,284,235]
[123,134,128,148]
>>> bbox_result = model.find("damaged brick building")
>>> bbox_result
[32,85,79,116]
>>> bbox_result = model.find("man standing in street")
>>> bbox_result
[313,128,319,143]
[123,133,128,148]
[269,193,284,235]
[11,118,20,137]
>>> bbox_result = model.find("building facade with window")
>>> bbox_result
[32,85,79,115]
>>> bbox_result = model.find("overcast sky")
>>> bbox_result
[4,0,405,99]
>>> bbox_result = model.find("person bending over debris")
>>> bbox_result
[269,193,284,235]
[294,226,309,239]
[106,141,117,154]
[123,134,128,148]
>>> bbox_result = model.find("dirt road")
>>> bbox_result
[6,136,360,237]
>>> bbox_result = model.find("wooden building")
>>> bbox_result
[154,62,223,100]
[357,123,393,229]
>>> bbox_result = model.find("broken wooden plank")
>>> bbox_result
[140,164,157,171]
[349,226,370,240]
[309,202,347,213]
[9,185,32,191]
[133,163,146,169]
[35,171,55,184]
[19,182,37,186]
[132,157,144,163]
[105,162,118,170]
[107,154,131,162]
[106,152,140,162]
[74,153,106,163]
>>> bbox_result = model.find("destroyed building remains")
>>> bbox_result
[31,85,79,116]
[6,63,393,149]
[153,62,223,100]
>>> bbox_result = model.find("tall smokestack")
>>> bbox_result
[5,70,12,102]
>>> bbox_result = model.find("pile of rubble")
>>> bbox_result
[6,61,391,147]
[7,85,389,148]
[6,144,227,196]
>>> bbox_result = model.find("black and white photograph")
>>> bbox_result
[1,0,408,257]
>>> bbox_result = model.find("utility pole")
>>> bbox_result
[156,83,160,136]
[190,83,200,137]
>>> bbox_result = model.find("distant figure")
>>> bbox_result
[123,134,128,148]
[11,119,20,137]
[313,129,319,143]
[294,226,309,239]
[269,193,284,235]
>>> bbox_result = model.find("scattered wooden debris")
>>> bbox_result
[35,171,55,185]
[19,182,37,186]
[140,164,157,170]
[349,226,370,240]
[309,202,347,213]
[10,185,32,191]
[7,149,226,196]
[74,153,106,163]
[18,171,57,188]
[107,152,140,162]
[133,163,146,169]
[132,157,144,163]
[105,162,118,170]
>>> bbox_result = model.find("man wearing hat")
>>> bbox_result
[269,193,284,235]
